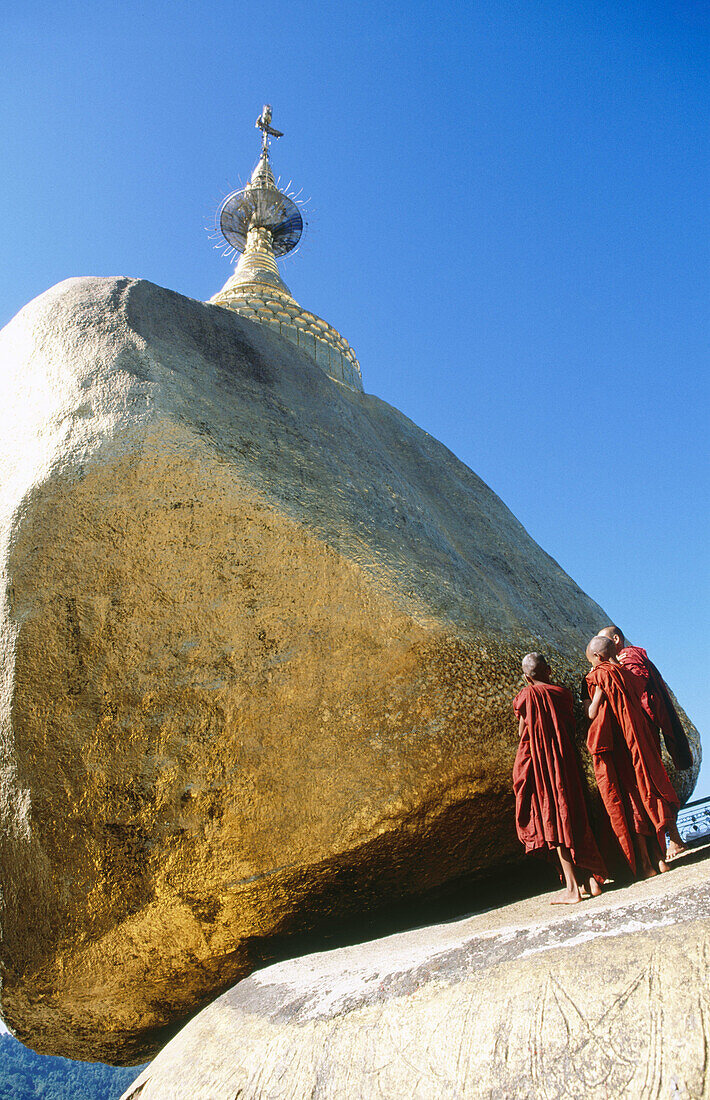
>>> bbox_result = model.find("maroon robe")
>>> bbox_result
[586,661,679,852]
[513,682,606,880]
[618,645,693,770]
[586,688,647,874]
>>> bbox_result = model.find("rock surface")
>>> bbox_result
[0,277,700,1063]
[123,850,710,1100]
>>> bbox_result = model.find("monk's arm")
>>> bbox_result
[518,715,525,739]
[587,686,603,721]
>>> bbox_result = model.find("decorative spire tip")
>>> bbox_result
[255,104,283,155]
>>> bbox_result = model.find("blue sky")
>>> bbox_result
[1,0,708,805]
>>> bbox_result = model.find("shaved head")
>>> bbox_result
[598,624,626,646]
[522,652,550,679]
[586,635,616,661]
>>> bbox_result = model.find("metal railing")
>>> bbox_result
[678,795,710,845]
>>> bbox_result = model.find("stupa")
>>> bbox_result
[210,105,363,392]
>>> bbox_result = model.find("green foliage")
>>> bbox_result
[0,1034,145,1100]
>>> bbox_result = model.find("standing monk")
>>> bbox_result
[513,653,607,903]
[597,625,693,771]
[586,636,687,867]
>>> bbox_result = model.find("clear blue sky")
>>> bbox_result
[2,1,708,795]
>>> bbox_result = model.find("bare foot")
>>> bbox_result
[658,859,670,873]
[587,877,603,897]
[551,886,582,905]
[666,841,688,860]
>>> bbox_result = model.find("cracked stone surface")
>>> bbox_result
[124,848,710,1100]
[0,276,700,1063]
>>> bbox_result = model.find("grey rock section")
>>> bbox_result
[0,276,700,1062]
[124,852,710,1100]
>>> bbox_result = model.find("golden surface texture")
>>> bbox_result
[123,851,710,1100]
[0,276,700,1064]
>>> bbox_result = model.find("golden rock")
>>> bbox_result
[0,276,699,1063]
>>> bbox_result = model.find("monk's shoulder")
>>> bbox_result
[545,683,575,721]
[538,681,570,701]
[587,663,617,693]
[620,644,649,665]
[615,660,636,681]
[546,683,573,701]
[617,662,646,695]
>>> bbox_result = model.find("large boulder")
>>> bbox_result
[0,277,700,1063]
[121,851,710,1100]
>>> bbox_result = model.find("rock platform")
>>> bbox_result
[124,846,710,1100]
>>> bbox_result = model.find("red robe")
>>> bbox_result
[585,686,645,874]
[586,661,680,854]
[513,682,606,880]
[618,645,693,770]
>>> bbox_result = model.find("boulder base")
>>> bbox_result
[0,277,699,1062]
[123,853,710,1100]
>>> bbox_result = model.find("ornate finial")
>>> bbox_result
[255,104,283,155]
[216,109,303,261]
[209,106,363,392]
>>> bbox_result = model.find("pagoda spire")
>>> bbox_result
[215,106,302,298]
[210,106,363,393]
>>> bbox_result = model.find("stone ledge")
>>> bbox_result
[124,846,710,1099]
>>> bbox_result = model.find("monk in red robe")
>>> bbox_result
[597,625,693,771]
[586,636,687,870]
[513,652,607,903]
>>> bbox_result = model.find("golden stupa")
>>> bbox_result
[210,105,363,393]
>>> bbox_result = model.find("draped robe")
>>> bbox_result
[586,661,679,858]
[513,682,606,880]
[618,645,693,770]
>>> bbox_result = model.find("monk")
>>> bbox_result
[586,636,687,870]
[513,653,606,903]
[597,625,693,771]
